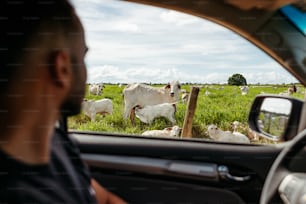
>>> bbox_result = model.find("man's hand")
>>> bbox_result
[91,179,128,204]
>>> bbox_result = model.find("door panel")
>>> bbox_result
[94,173,245,204]
[70,132,282,203]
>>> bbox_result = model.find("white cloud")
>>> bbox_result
[160,10,199,26]
[113,22,140,32]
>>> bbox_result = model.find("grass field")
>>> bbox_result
[68,83,305,144]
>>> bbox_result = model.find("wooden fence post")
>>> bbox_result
[181,86,200,138]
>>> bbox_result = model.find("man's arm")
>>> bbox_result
[91,179,127,204]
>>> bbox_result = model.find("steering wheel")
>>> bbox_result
[260,129,306,204]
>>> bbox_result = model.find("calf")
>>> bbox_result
[207,124,250,144]
[123,80,181,124]
[82,98,113,121]
[142,126,181,137]
[134,103,176,125]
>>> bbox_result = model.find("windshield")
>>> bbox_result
[281,5,306,35]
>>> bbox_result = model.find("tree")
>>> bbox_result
[228,74,247,86]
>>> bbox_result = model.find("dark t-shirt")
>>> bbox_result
[0,128,98,204]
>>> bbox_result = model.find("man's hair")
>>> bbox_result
[0,0,80,84]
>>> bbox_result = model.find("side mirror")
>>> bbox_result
[248,94,303,142]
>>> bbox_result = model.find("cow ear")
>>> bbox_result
[133,105,140,110]
[165,127,172,131]
[165,83,171,89]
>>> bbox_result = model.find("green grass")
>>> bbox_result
[68,83,305,144]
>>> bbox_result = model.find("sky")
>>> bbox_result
[70,0,298,84]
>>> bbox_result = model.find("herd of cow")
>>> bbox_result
[82,80,184,137]
[81,82,300,142]
[81,81,255,142]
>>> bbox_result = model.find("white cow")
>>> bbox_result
[123,80,181,124]
[288,85,297,95]
[142,125,181,137]
[134,103,176,125]
[207,124,250,144]
[240,86,249,95]
[181,89,189,103]
[89,83,104,95]
[82,98,113,121]
[280,85,297,96]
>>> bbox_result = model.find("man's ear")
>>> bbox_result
[49,50,72,89]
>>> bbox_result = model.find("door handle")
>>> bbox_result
[218,165,251,182]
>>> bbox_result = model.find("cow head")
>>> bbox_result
[165,80,181,100]
[164,125,181,137]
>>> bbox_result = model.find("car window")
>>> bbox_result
[69,0,305,145]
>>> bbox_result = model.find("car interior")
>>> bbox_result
[65,0,306,203]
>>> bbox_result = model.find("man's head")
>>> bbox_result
[0,0,88,121]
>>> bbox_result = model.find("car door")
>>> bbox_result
[70,131,282,203]
[68,0,305,203]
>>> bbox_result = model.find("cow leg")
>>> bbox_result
[91,113,96,122]
[170,116,176,125]
[123,104,132,119]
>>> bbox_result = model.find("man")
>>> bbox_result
[0,0,126,203]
